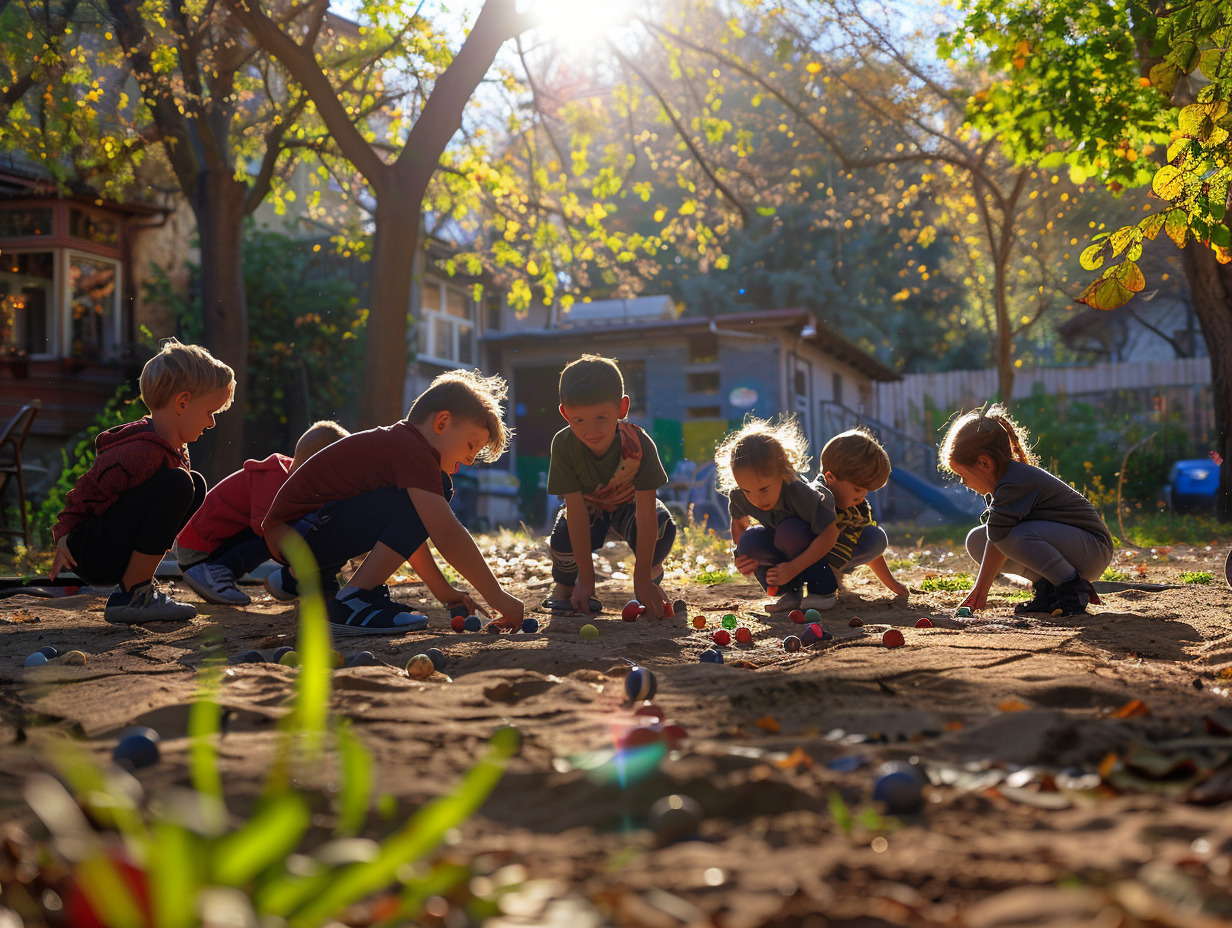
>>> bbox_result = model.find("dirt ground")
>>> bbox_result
[3,534,1232,927]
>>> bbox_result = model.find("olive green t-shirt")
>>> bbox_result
[547,425,669,500]
[728,476,837,535]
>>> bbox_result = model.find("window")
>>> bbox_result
[419,277,476,366]
[69,208,119,247]
[832,372,843,406]
[0,207,53,238]
[0,250,122,359]
[687,405,721,419]
[687,371,720,395]
[689,332,719,364]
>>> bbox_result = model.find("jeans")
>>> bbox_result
[548,499,677,585]
[734,516,837,595]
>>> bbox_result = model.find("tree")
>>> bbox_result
[944,0,1232,516]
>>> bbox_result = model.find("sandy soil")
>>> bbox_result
[3,534,1232,927]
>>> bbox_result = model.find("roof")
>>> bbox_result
[483,307,901,382]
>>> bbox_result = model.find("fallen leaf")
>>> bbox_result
[756,716,781,733]
[998,699,1030,712]
[1112,699,1150,719]
[774,746,814,770]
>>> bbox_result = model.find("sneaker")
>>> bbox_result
[372,584,414,613]
[105,581,197,625]
[801,592,838,611]
[264,566,299,602]
[1014,578,1056,615]
[1050,575,1096,617]
[767,589,803,614]
[182,562,251,606]
[327,587,429,636]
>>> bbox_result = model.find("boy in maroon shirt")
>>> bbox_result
[175,420,348,604]
[262,370,523,635]
[50,339,235,624]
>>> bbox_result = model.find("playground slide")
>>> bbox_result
[888,467,986,522]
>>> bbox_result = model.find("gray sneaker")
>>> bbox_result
[182,562,251,606]
[801,592,838,611]
[767,589,803,613]
[104,581,197,625]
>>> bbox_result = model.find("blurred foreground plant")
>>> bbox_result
[22,533,520,927]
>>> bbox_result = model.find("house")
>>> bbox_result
[475,296,901,527]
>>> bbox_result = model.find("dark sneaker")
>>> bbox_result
[1050,576,1097,617]
[372,584,414,613]
[264,566,299,602]
[182,562,251,606]
[1014,578,1056,615]
[105,581,197,625]
[767,589,803,614]
[327,587,429,636]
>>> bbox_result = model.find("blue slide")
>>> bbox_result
[888,468,986,522]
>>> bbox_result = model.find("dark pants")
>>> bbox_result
[548,499,677,585]
[68,467,207,585]
[199,528,276,580]
[734,517,837,595]
[286,487,431,594]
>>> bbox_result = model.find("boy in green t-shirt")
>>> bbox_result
[542,354,677,617]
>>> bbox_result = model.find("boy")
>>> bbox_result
[818,428,908,601]
[543,354,676,617]
[49,339,235,624]
[261,369,523,635]
[176,420,349,605]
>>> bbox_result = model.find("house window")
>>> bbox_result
[0,250,121,360]
[69,207,119,247]
[687,405,721,418]
[689,332,719,364]
[687,371,720,395]
[419,277,476,367]
[0,207,53,238]
[832,372,843,406]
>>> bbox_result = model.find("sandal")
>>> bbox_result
[539,597,603,615]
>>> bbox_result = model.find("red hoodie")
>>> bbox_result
[52,417,189,541]
[176,453,292,554]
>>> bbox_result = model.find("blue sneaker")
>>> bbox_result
[264,566,299,602]
[327,587,428,637]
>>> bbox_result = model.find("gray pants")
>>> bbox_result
[838,525,889,572]
[966,522,1113,586]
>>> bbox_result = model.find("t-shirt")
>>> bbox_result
[178,453,292,553]
[264,421,449,528]
[728,476,836,535]
[547,424,668,510]
[986,460,1113,548]
[827,498,874,569]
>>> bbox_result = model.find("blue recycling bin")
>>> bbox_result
[1164,459,1219,513]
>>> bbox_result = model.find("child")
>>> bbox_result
[543,354,676,617]
[819,428,909,599]
[49,339,235,624]
[940,405,1113,617]
[261,369,523,635]
[716,416,839,613]
[176,420,349,605]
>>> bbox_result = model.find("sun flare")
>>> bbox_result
[526,0,633,45]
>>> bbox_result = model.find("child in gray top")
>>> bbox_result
[940,404,1113,617]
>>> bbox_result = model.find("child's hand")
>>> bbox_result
[887,579,910,599]
[733,554,759,577]
[571,579,596,615]
[633,576,667,618]
[49,536,76,581]
[491,591,524,630]
[765,563,799,587]
[960,589,987,612]
[443,591,480,616]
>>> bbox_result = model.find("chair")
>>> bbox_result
[0,400,41,546]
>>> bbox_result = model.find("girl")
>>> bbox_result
[940,405,1113,617]
[715,417,839,614]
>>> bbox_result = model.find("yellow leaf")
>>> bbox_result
[755,716,781,733]
[1111,699,1149,719]
[998,699,1030,712]
[806,61,821,75]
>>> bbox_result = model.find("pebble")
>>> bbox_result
[788,609,806,624]
[956,606,973,618]
[872,760,926,813]
[783,635,802,652]
[278,650,300,667]
[735,627,753,644]
[579,624,599,640]
[345,651,380,667]
[60,650,87,666]
[804,609,822,624]
[424,648,447,672]
[463,615,482,632]
[230,650,266,664]
[648,794,703,845]
[882,629,905,648]
[24,652,48,667]
[915,617,933,628]
[485,621,503,634]
[450,615,466,632]
[113,727,160,769]
[405,654,435,680]
[673,599,687,616]
[849,617,864,627]
[721,614,737,629]
[801,623,825,645]
[691,615,706,629]
[521,618,539,634]
[625,667,658,701]
[448,603,469,619]
[622,600,645,622]
[38,646,60,658]
[699,648,723,664]
[712,630,731,646]
[271,646,296,662]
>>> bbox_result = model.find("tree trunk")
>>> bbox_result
[1181,242,1232,520]
[191,169,249,479]
[360,201,419,426]
[993,256,1015,403]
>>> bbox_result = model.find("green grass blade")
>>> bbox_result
[289,727,521,927]
[73,856,147,928]
[148,822,203,928]
[211,793,312,887]
[188,665,224,802]
[281,532,331,749]
[374,862,471,928]
[334,720,373,837]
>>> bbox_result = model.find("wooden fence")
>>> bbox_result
[872,358,1214,445]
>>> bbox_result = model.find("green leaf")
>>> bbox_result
[1078,274,1136,311]
[212,794,312,886]
[1080,242,1109,271]
[1038,151,1067,169]
[334,722,373,837]
[1165,210,1190,248]
[1109,226,1136,257]
[1152,164,1185,199]
[148,823,203,928]
[188,667,223,803]
[1112,260,1146,292]
[1140,213,1167,240]
[1212,223,1232,248]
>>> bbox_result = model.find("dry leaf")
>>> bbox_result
[1111,699,1150,719]
[998,699,1030,712]
[755,716,781,733]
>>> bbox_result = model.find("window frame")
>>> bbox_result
[418,276,478,368]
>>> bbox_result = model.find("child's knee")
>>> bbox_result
[735,524,776,560]
[773,517,816,557]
